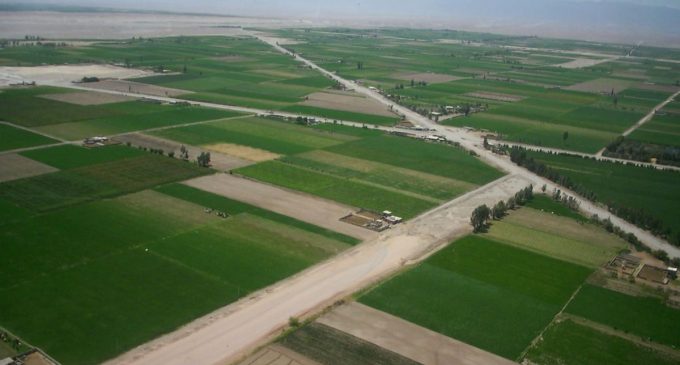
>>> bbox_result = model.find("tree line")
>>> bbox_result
[604,136,680,167]
[509,146,679,247]
[470,185,534,232]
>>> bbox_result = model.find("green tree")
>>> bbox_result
[471,204,491,232]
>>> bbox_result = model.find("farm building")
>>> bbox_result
[635,264,672,285]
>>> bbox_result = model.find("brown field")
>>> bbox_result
[85,80,192,97]
[317,302,516,365]
[203,143,281,162]
[39,91,136,105]
[465,91,524,102]
[566,78,636,93]
[635,83,680,93]
[183,173,376,241]
[556,57,613,69]
[301,91,396,117]
[237,344,320,365]
[392,72,463,84]
[0,153,59,182]
[114,133,253,171]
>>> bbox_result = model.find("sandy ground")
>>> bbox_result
[555,57,615,69]
[203,143,281,162]
[393,72,463,84]
[105,174,531,365]
[566,78,636,93]
[39,90,135,105]
[84,80,192,97]
[318,302,516,365]
[22,351,56,365]
[0,64,153,87]
[236,344,320,365]
[302,91,395,117]
[183,173,375,241]
[113,134,252,172]
[0,153,58,182]
[465,91,524,102]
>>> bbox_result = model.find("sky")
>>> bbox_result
[5,0,680,45]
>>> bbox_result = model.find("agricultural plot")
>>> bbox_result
[565,284,680,348]
[525,319,680,365]
[0,185,354,365]
[0,123,58,152]
[525,151,680,244]
[360,235,592,360]
[628,111,680,147]
[484,198,626,268]
[0,86,242,140]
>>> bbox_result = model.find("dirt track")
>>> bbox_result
[183,173,375,241]
[105,174,531,365]
[318,302,516,365]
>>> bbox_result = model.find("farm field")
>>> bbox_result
[0,86,243,140]
[628,110,680,147]
[0,123,58,152]
[525,319,680,365]
[565,284,680,348]
[525,151,680,245]
[359,234,592,360]
[0,183,354,365]
[0,145,208,212]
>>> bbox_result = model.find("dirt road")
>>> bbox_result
[106,174,532,365]
[183,173,376,241]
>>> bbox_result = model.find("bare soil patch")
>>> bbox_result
[302,91,395,117]
[0,153,59,182]
[237,344,320,365]
[635,83,680,93]
[39,91,135,105]
[566,78,636,93]
[556,57,613,69]
[85,80,192,97]
[318,302,516,365]
[0,64,153,87]
[203,143,280,162]
[183,173,376,241]
[465,91,524,102]
[393,72,462,84]
[114,133,252,171]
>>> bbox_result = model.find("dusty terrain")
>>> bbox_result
[0,64,153,87]
[554,57,616,69]
[84,80,192,97]
[183,173,376,241]
[566,78,636,94]
[0,153,58,182]
[301,91,396,117]
[39,90,135,105]
[318,302,516,365]
[113,134,253,172]
[236,344,319,365]
[393,72,463,84]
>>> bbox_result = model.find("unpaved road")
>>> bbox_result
[183,173,376,241]
[318,302,516,365]
[107,174,532,365]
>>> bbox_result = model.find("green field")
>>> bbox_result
[21,144,145,169]
[629,111,680,147]
[0,186,353,365]
[152,117,356,155]
[526,151,680,244]
[360,236,592,359]
[525,319,680,365]
[565,284,680,347]
[0,123,58,152]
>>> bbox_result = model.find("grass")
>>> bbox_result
[525,194,587,222]
[525,319,680,365]
[154,183,360,245]
[0,187,352,365]
[280,323,419,365]
[629,112,680,147]
[0,123,58,152]
[526,151,680,242]
[360,236,592,359]
[153,117,355,155]
[21,144,145,169]
[565,284,680,347]
[236,160,435,219]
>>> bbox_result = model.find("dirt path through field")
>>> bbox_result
[183,173,376,241]
[318,302,516,365]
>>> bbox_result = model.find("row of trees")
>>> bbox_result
[470,185,534,232]
[604,136,680,167]
[509,146,678,246]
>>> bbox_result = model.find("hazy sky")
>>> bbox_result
[6,0,680,45]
